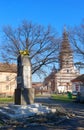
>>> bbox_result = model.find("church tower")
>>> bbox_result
[59,29,74,70]
[55,29,80,92]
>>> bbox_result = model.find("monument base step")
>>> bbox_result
[14,88,34,105]
[0,103,51,119]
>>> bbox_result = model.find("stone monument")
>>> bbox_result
[14,50,34,105]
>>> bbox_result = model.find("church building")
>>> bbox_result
[43,30,80,93]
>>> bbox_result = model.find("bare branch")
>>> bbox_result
[1,20,60,76]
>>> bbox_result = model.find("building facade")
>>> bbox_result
[0,63,17,97]
[44,30,80,93]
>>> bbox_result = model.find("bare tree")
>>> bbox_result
[1,20,60,75]
[68,22,84,60]
[68,21,84,71]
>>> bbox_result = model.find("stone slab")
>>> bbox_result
[0,103,51,119]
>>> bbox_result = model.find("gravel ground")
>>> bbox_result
[0,97,84,130]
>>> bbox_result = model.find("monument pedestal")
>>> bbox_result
[14,88,34,105]
[15,54,34,105]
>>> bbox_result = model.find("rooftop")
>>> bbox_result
[0,63,17,73]
[71,74,84,82]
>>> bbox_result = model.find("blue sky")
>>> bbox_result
[0,0,84,81]
[0,0,84,34]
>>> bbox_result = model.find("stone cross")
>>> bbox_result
[14,52,34,105]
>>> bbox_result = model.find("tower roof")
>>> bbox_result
[63,27,68,41]
[61,29,72,53]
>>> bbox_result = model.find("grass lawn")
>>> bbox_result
[51,94,76,102]
[0,97,14,103]
[0,94,76,103]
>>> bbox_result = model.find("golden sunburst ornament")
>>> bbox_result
[19,49,29,56]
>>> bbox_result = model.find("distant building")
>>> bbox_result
[44,30,80,93]
[32,82,43,94]
[0,63,17,97]
[43,66,58,93]
[71,74,84,102]
[71,74,84,92]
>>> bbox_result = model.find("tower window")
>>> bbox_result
[67,70,69,73]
